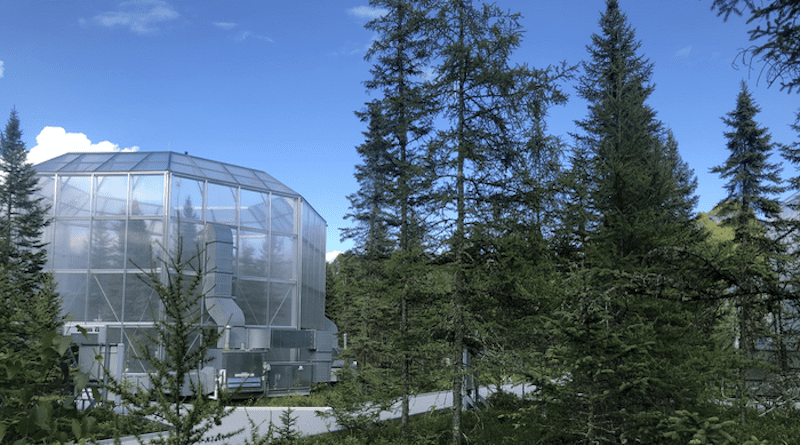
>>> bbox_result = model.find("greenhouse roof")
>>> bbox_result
[34,151,298,195]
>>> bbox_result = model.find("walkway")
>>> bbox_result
[98,383,532,444]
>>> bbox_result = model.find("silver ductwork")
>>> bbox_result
[203,223,247,349]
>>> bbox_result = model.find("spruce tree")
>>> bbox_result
[711,82,786,419]
[538,2,719,442]
[0,108,62,374]
[0,109,72,442]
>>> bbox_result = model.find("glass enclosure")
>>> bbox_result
[34,151,328,331]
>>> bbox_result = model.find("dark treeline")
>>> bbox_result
[328,0,800,444]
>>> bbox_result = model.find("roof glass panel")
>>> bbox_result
[34,153,83,172]
[33,151,298,195]
[191,157,236,183]
[131,152,171,171]
[97,152,151,172]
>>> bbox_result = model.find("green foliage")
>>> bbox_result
[101,239,238,445]
[0,330,96,445]
[712,0,800,93]
[660,410,736,445]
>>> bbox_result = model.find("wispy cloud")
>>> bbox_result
[675,45,692,58]
[0,61,4,78]
[29,127,139,166]
[213,22,237,30]
[92,0,179,35]
[347,5,388,21]
[235,30,273,43]
[326,250,343,263]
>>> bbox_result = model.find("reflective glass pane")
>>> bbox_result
[54,220,89,269]
[57,176,92,217]
[235,279,268,325]
[207,183,237,225]
[94,176,128,216]
[88,273,124,322]
[239,231,268,278]
[240,189,267,230]
[125,220,164,270]
[269,282,295,327]
[124,273,158,322]
[130,175,164,216]
[35,175,55,215]
[171,176,203,221]
[271,235,296,280]
[170,220,203,270]
[56,273,88,322]
[271,195,295,233]
[91,219,124,269]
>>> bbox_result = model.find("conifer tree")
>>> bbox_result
[424,2,568,442]
[711,82,786,419]
[538,2,719,442]
[341,0,438,435]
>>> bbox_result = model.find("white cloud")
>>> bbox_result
[347,6,388,20]
[29,127,139,166]
[675,45,692,58]
[326,250,343,263]
[235,30,273,43]
[213,22,238,30]
[93,0,179,35]
[0,61,4,78]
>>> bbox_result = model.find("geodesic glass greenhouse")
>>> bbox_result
[34,151,338,396]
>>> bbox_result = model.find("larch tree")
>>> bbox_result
[340,0,439,435]
[425,1,568,443]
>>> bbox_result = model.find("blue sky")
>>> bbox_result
[0,0,796,258]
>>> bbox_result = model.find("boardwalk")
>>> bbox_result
[98,383,532,444]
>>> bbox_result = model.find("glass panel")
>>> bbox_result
[239,231,268,278]
[271,195,295,234]
[269,282,295,327]
[57,176,92,217]
[131,152,170,172]
[63,153,112,172]
[207,183,237,225]
[192,158,236,183]
[124,273,158,322]
[125,220,164,271]
[271,235,296,280]
[235,279,268,325]
[91,219,125,269]
[170,220,204,270]
[256,171,293,194]
[94,175,128,216]
[171,176,204,221]
[87,273,124,322]
[56,273,88,322]
[240,189,267,230]
[225,165,264,190]
[35,175,55,215]
[54,220,89,270]
[130,175,164,216]
[97,152,150,172]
